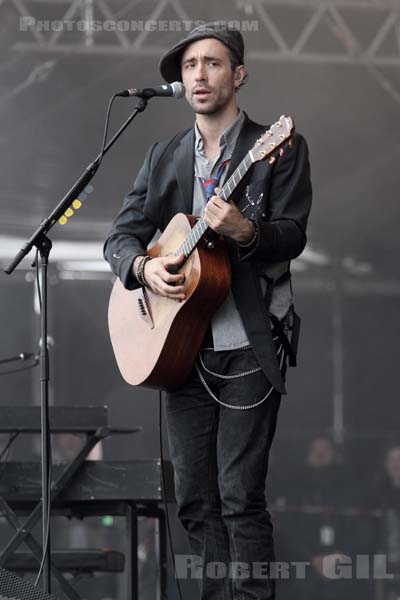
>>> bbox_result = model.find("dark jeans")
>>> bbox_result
[166,345,283,600]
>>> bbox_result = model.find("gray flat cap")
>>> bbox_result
[159,22,245,83]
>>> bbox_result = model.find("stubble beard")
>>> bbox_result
[190,94,230,116]
[187,83,235,116]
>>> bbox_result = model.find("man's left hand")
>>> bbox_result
[204,187,254,244]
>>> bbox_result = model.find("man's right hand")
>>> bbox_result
[133,253,186,301]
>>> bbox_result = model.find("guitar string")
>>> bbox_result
[174,152,253,259]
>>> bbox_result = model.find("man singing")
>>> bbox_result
[104,22,312,600]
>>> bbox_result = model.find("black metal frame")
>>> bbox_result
[0,433,168,600]
[0,428,106,599]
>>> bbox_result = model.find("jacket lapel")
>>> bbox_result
[174,128,195,214]
[172,114,264,214]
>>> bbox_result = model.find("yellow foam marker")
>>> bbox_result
[65,208,74,217]
[72,199,82,209]
[59,216,67,225]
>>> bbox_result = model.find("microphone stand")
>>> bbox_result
[4,97,148,594]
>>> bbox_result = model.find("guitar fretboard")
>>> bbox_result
[175,151,253,259]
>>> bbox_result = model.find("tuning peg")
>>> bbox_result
[288,139,294,149]
[279,148,285,156]
[268,156,276,165]
[257,138,263,144]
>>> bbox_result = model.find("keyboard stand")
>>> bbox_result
[0,418,165,600]
[0,428,107,600]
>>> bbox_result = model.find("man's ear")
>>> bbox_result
[234,65,247,89]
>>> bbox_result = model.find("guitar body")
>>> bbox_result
[108,213,231,390]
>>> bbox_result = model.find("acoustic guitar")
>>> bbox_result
[108,116,294,390]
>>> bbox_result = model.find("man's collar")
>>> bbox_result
[194,109,245,153]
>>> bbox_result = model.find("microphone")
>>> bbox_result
[116,81,185,99]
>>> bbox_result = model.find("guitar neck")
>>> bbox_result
[175,151,253,259]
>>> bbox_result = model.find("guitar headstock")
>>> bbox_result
[250,115,295,165]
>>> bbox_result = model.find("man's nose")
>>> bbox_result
[194,63,207,81]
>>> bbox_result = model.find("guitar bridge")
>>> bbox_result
[137,288,154,329]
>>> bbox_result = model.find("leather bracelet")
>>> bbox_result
[137,256,150,287]
[237,219,258,248]
[134,256,145,278]
[136,255,152,287]
[135,256,145,286]
[139,256,152,287]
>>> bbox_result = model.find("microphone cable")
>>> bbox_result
[98,94,119,166]
[98,90,148,167]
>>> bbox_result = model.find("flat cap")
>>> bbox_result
[159,22,245,83]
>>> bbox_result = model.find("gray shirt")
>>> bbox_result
[192,110,292,350]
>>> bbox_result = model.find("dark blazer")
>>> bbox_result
[104,113,312,394]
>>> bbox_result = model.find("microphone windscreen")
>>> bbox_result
[171,81,185,99]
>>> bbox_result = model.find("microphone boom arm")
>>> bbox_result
[5,96,149,274]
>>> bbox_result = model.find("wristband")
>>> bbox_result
[238,219,258,248]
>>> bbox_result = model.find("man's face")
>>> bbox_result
[181,38,240,115]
